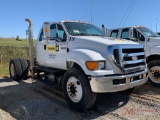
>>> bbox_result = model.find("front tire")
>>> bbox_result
[148,60,160,87]
[9,59,22,81]
[62,67,97,112]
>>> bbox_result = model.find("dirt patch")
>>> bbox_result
[0,78,159,120]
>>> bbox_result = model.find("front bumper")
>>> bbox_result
[89,69,147,93]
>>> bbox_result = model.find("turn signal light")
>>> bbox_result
[86,61,98,70]
[45,28,49,33]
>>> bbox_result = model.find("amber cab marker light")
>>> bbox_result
[45,28,48,33]
[86,61,98,70]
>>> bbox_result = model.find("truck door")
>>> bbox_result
[127,28,145,44]
[36,28,48,66]
[132,28,148,52]
[37,23,67,69]
[53,24,67,69]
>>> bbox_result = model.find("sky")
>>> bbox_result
[0,0,159,39]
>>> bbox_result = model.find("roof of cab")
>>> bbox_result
[110,25,146,30]
[44,20,91,24]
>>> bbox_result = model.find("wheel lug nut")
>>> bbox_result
[77,81,80,85]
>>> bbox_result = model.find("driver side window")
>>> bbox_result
[50,24,57,40]
[57,24,67,42]
[133,28,145,41]
[50,24,67,42]
[121,28,129,40]
[138,32,145,41]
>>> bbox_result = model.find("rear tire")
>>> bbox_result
[9,59,22,81]
[19,59,29,80]
[62,67,97,112]
[148,60,160,87]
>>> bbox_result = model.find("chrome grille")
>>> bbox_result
[122,48,146,73]
[108,44,146,74]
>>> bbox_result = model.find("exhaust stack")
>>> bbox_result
[25,18,34,78]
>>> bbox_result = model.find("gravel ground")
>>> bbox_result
[0,77,159,120]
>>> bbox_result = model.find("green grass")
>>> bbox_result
[0,38,36,77]
[0,38,36,47]
[0,64,9,77]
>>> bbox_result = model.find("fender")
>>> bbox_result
[66,49,107,76]
[145,45,151,57]
[150,46,160,55]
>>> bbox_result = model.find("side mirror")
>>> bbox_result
[43,22,50,39]
[129,28,133,38]
[42,39,50,45]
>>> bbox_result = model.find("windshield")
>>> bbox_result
[63,22,106,36]
[137,27,160,37]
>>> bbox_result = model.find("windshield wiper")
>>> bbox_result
[88,34,101,36]
[72,33,90,36]
[149,35,157,37]
[72,33,102,36]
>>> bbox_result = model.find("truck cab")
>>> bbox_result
[109,26,160,86]
[9,20,147,111]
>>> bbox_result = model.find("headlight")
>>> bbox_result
[98,61,105,70]
[86,61,105,70]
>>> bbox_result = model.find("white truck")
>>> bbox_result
[9,19,147,111]
[108,26,160,87]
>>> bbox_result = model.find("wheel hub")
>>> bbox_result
[149,66,160,83]
[70,84,76,94]
[154,72,160,78]
[67,77,82,102]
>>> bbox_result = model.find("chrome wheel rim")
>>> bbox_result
[148,66,160,83]
[67,77,83,102]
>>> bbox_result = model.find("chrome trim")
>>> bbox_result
[107,44,146,74]
[108,55,123,74]
[124,66,146,71]
[123,59,145,64]
[91,69,147,79]
[124,52,145,57]
[89,69,147,93]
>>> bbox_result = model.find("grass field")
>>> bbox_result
[0,38,36,47]
[0,38,36,77]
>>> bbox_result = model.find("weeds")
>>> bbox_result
[0,38,36,77]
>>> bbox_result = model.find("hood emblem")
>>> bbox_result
[132,56,138,60]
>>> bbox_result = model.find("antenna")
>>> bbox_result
[73,1,75,20]
[156,18,158,32]
[91,0,93,23]
[150,16,152,31]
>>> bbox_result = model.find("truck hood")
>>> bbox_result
[74,36,138,45]
[147,37,160,55]
[68,36,141,63]
[149,37,160,41]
